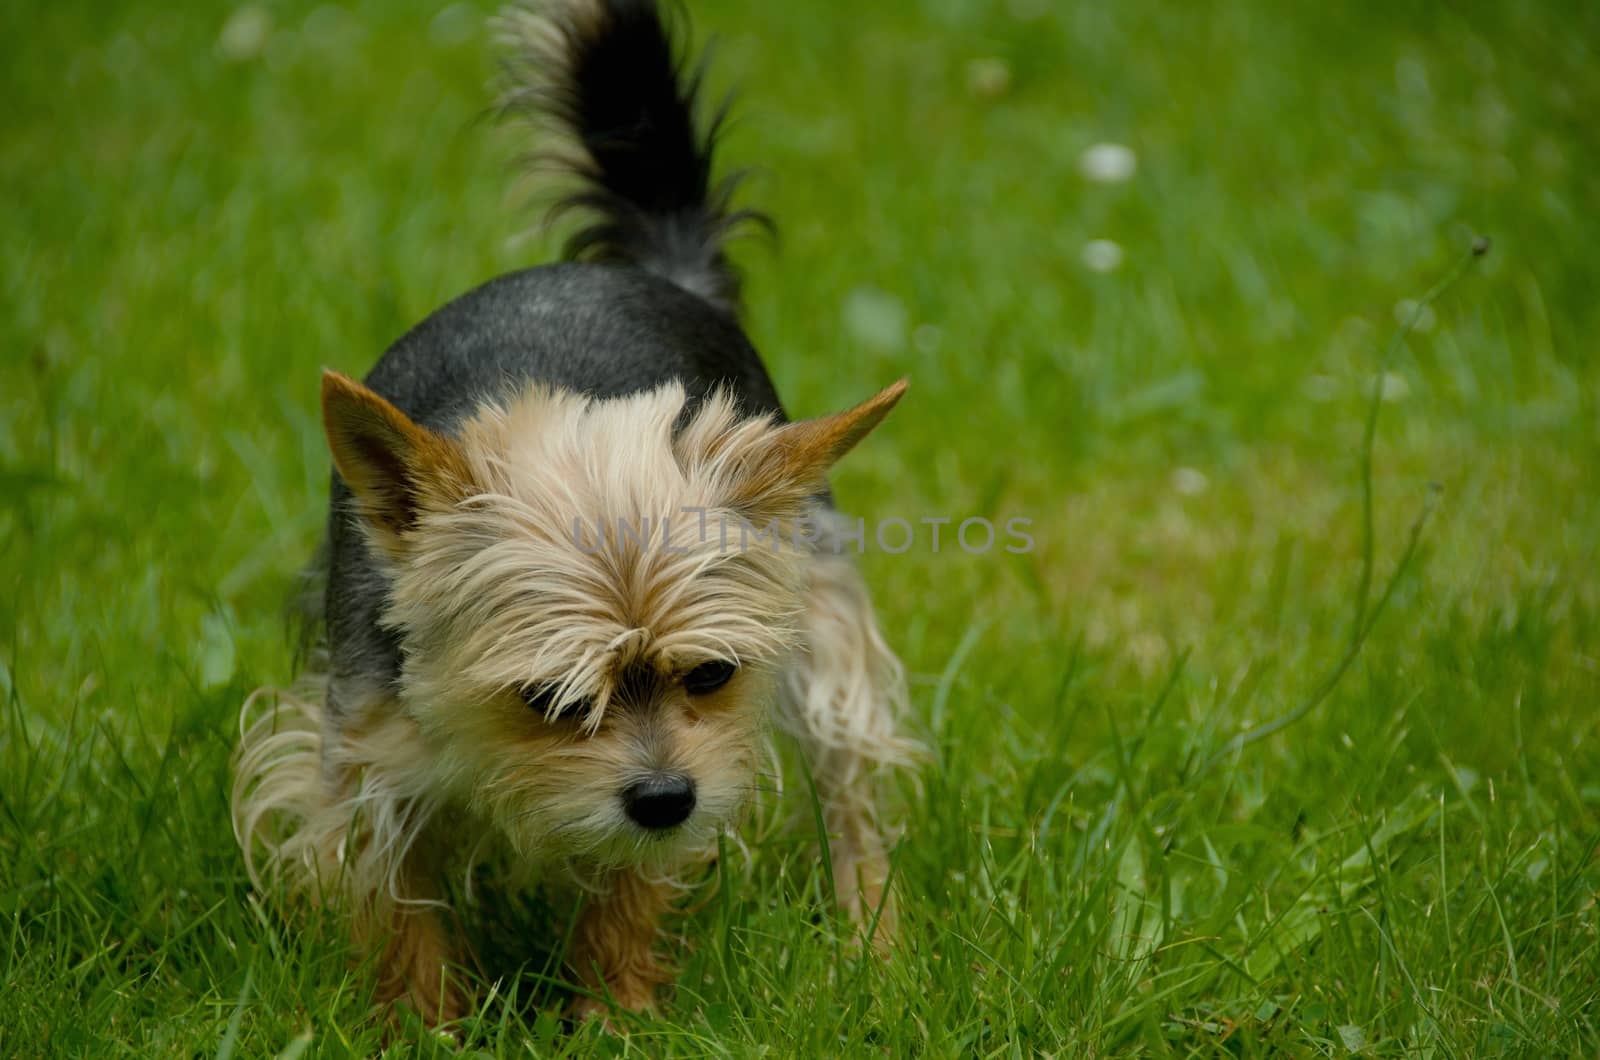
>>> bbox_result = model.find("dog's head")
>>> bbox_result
[319,371,903,870]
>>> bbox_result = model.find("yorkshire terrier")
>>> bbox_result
[232,0,916,1026]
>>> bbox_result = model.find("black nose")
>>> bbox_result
[622,774,696,831]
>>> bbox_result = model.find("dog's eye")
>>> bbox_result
[518,683,587,720]
[683,659,736,696]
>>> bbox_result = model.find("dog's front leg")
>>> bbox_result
[320,710,467,1026]
[360,875,467,1027]
[233,687,470,1025]
[569,869,674,1018]
[781,538,920,947]
[327,782,467,1025]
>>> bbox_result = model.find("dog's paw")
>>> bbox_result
[570,989,656,1034]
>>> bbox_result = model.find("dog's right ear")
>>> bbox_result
[720,379,908,521]
[320,370,475,551]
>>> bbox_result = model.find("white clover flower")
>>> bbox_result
[1079,142,1137,183]
[219,5,272,61]
[1171,467,1209,496]
[1081,239,1124,273]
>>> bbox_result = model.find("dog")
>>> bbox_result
[232,0,916,1026]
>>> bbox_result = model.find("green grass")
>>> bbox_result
[5,0,1599,1054]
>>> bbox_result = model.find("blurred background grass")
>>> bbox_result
[3,0,1598,1054]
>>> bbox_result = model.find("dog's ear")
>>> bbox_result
[773,378,908,483]
[731,379,907,517]
[320,370,475,550]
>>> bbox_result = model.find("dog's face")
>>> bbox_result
[320,372,902,870]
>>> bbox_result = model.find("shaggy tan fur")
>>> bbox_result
[233,376,914,1023]
[778,518,921,943]
[569,869,679,1018]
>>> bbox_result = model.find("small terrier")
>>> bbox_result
[233,0,915,1025]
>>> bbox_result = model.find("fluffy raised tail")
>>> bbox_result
[496,0,763,314]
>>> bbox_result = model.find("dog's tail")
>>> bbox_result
[496,0,762,314]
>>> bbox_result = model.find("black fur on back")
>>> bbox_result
[496,0,767,314]
[307,2,791,716]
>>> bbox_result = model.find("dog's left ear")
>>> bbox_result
[320,370,476,553]
[732,379,907,516]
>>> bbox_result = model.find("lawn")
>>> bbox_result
[4,0,1599,1054]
